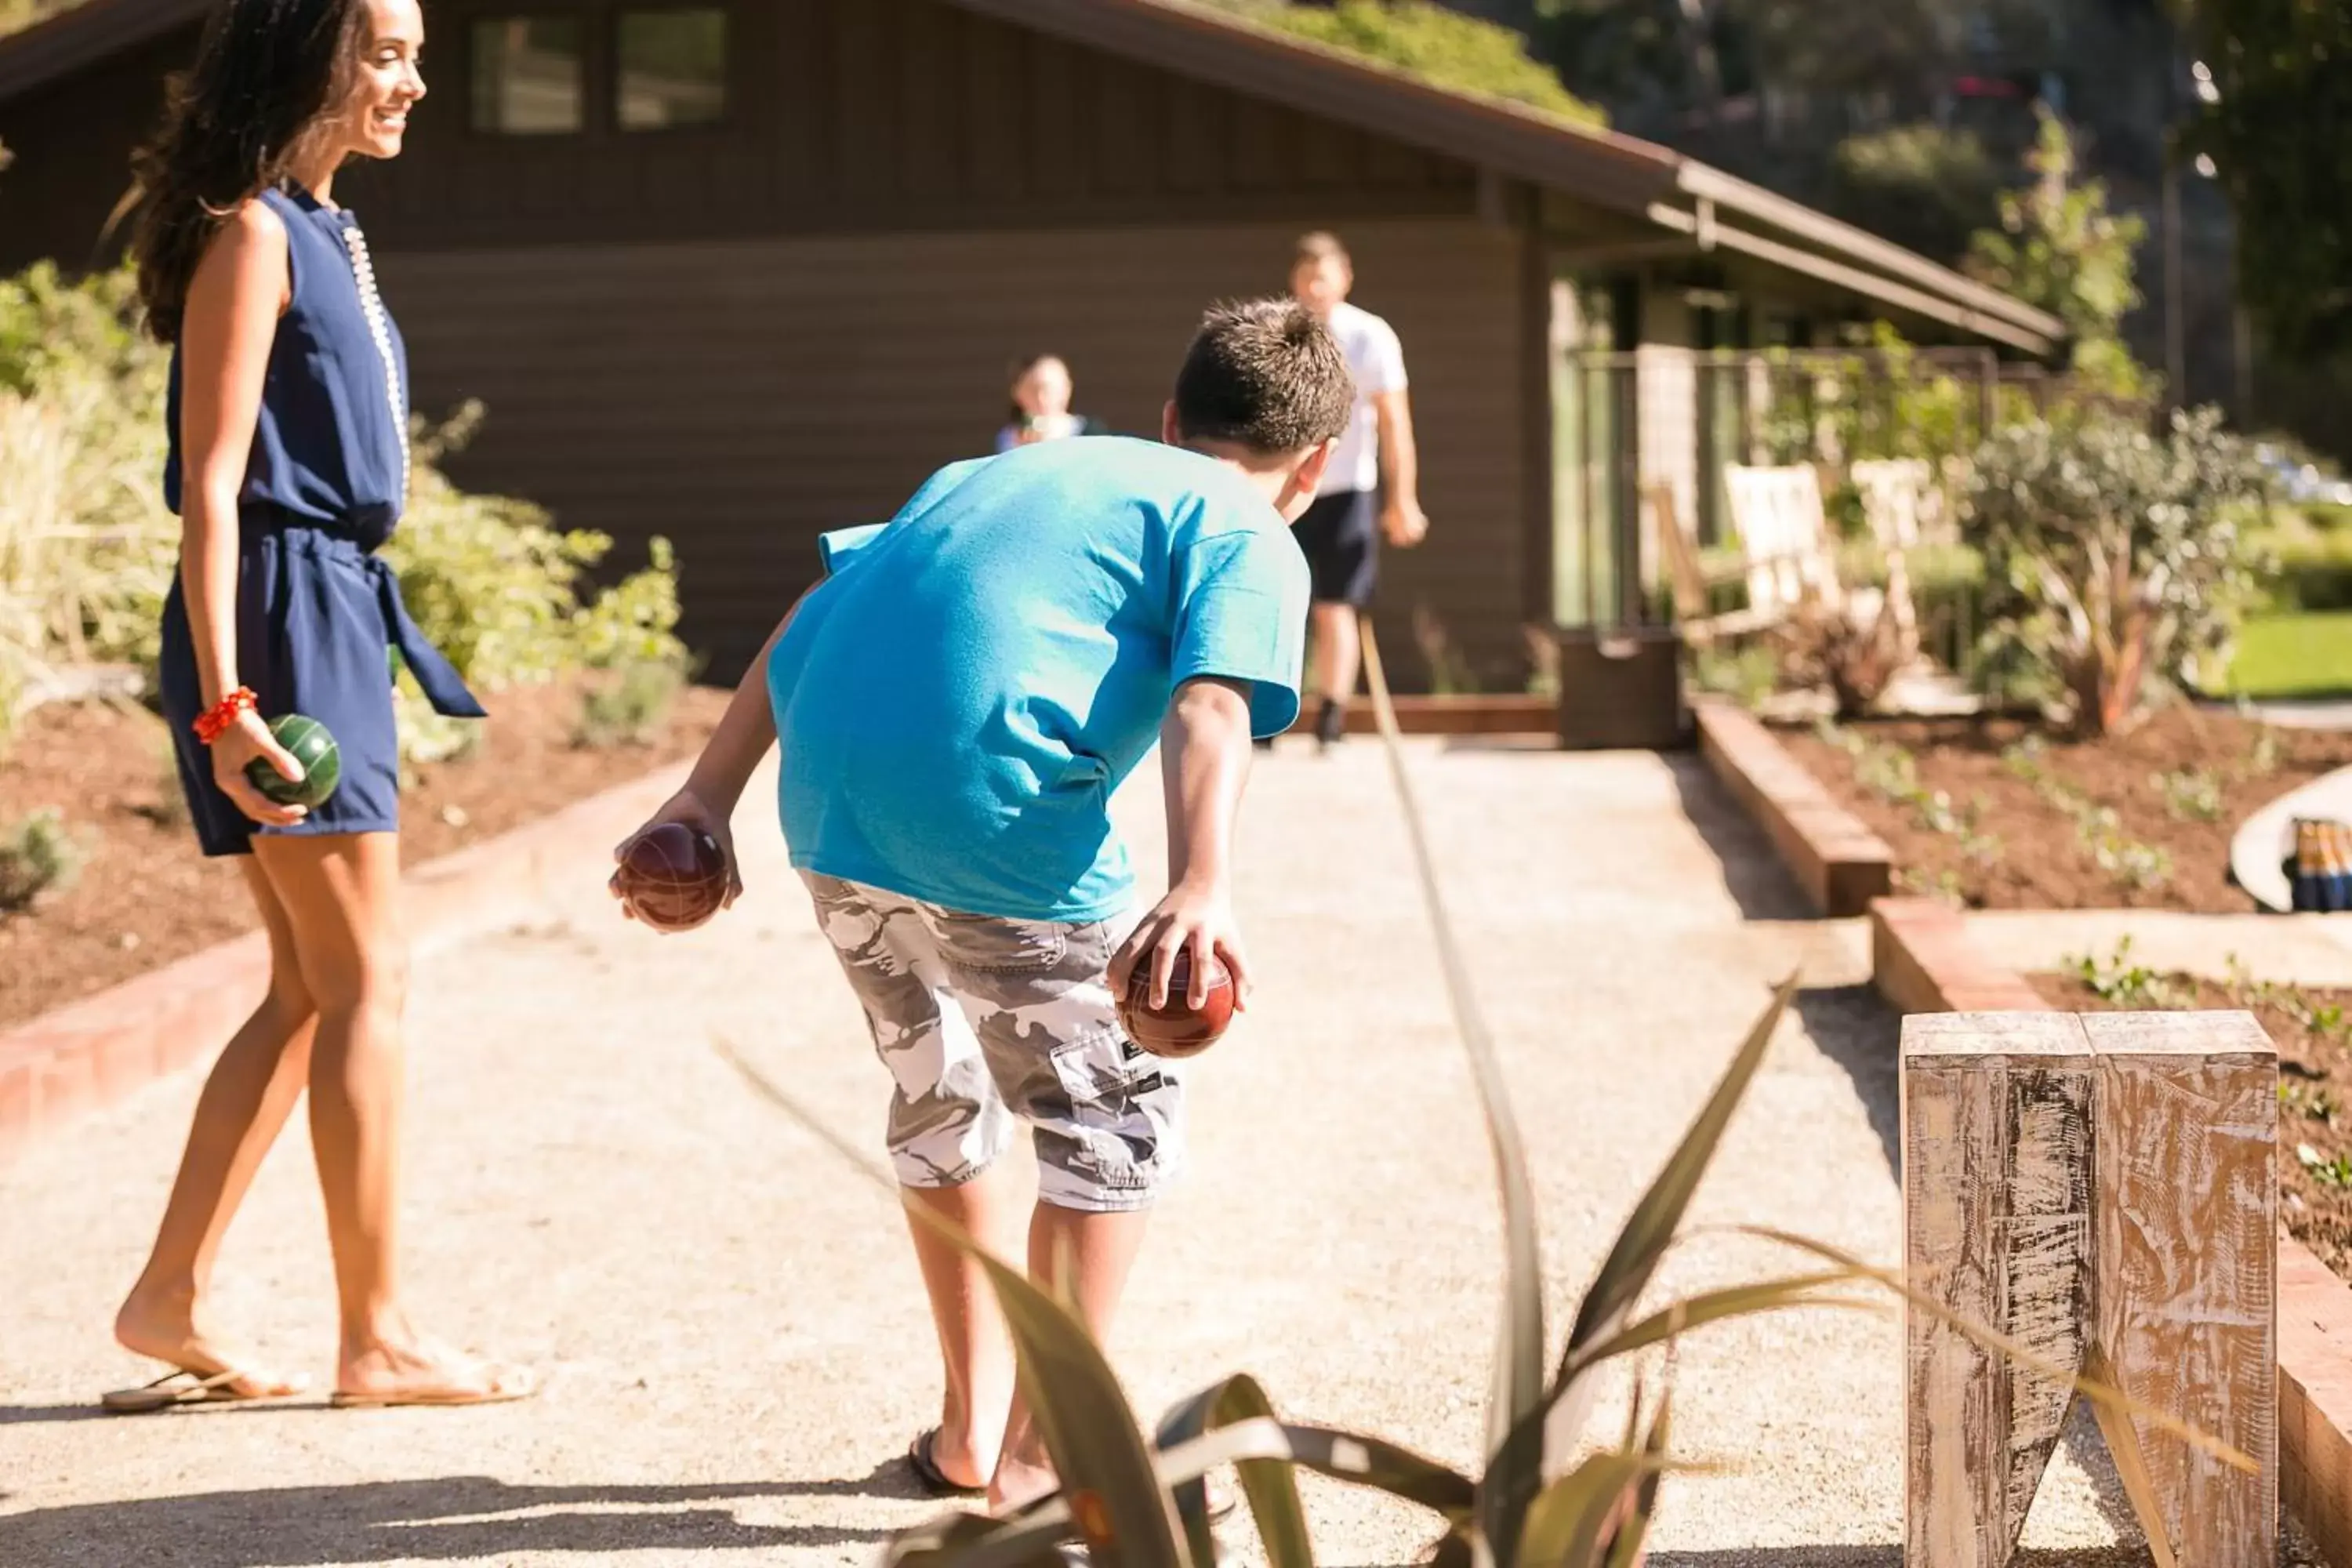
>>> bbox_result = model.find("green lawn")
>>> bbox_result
[2226,612,2352,699]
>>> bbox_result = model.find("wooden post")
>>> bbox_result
[1901,1010,2278,1568]
[1904,1012,2096,1568]
[2082,1011,2278,1568]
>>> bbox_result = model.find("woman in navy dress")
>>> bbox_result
[105,0,531,1411]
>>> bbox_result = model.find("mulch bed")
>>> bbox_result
[2036,969,2352,1281]
[0,677,725,1030]
[1780,706,2352,912]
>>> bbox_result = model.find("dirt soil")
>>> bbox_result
[1780,706,2352,912]
[2037,970,2352,1282]
[0,677,725,1029]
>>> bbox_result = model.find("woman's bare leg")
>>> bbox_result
[253,832,528,1402]
[114,857,316,1396]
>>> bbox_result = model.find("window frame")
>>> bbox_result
[463,10,593,140]
[610,1,737,137]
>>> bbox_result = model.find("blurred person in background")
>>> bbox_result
[1280,231,1430,750]
[995,353,1105,452]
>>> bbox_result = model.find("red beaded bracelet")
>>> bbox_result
[193,687,258,746]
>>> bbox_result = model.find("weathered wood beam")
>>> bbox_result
[1903,1012,2095,1568]
[2083,1010,2278,1568]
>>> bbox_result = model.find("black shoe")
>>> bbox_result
[1314,697,1346,749]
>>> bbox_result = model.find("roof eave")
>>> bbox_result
[1674,163,2067,345]
[952,0,1685,216]
[0,0,205,103]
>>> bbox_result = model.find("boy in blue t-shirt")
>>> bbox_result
[614,299,1353,1510]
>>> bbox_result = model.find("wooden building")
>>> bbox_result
[0,0,2061,682]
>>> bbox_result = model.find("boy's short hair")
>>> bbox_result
[1172,298,1355,456]
[1294,230,1351,270]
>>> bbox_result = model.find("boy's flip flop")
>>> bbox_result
[908,1428,986,1498]
[100,1367,299,1414]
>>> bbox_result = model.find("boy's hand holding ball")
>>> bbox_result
[610,787,742,932]
[1110,878,1245,1058]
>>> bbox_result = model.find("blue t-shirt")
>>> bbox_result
[768,437,1311,922]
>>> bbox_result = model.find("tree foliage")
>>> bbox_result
[1965,106,2152,401]
[2177,0,2352,361]
[1830,122,2004,264]
[1200,0,1605,125]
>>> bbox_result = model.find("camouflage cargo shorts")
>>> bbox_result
[800,872,1185,1213]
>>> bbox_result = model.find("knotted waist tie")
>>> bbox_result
[252,511,487,720]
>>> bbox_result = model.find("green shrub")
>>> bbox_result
[1198,0,1604,125]
[0,263,179,750]
[388,403,686,696]
[0,1,80,41]
[574,656,686,748]
[0,807,84,912]
[2263,525,2352,612]
[1690,641,1780,708]
[1965,405,2274,735]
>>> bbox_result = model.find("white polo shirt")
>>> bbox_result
[1318,299,1409,498]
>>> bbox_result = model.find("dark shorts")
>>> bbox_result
[1294,489,1379,608]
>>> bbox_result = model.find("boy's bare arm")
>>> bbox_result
[684,587,811,815]
[612,586,811,912]
[1110,676,1257,1009]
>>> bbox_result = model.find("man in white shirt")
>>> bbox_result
[1282,231,1429,749]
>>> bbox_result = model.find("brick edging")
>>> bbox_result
[1693,699,1893,916]
[0,758,690,1167]
[1875,892,2352,1555]
[1867,897,2049,1014]
[2282,1230,2352,1568]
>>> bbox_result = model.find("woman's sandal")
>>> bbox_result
[908,1428,987,1498]
[328,1365,539,1409]
[100,1367,301,1414]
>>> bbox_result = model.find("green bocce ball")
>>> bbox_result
[245,713,341,809]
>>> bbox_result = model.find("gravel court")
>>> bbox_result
[0,740,2244,1566]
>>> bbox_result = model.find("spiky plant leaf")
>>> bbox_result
[1547,976,1798,1461]
[1555,1272,1881,1385]
[1359,619,1546,1564]
[1600,1386,1672,1568]
[1515,1454,1669,1568]
[886,1510,1069,1568]
[714,1036,1186,1568]
[1268,1423,1476,1518]
[1156,1377,1315,1568]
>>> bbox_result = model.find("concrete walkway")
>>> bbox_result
[0,742,2289,1566]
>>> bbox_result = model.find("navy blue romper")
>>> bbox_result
[158,183,485,857]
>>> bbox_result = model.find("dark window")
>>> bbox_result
[470,18,585,134]
[616,9,728,131]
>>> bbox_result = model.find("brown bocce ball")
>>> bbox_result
[615,822,729,933]
[1118,949,1236,1058]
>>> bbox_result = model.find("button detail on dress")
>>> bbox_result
[337,222,409,499]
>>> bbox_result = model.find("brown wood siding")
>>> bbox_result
[342,0,1479,246]
[0,27,195,274]
[384,217,1526,685]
